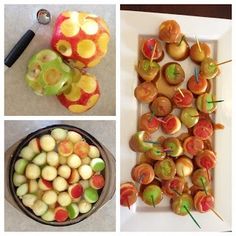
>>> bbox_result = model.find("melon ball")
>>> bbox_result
[67,131,82,143]
[25,163,41,180]
[46,151,59,166]
[79,180,90,189]
[90,158,105,172]
[67,169,80,184]
[32,200,48,216]
[40,135,56,152]
[58,165,71,179]
[68,183,84,199]
[59,155,67,165]
[48,203,56,209]
[53,176,68,192]
[74,140,90,158]
[28,179,38,193]
[41,166,57,181]
[57,192,72,207]
[13,173,27,187]
[58,140,74,157]
[42,190,58,205]
[81,157,91,165]
[16,183,28,197]
[90,174,105,190]
[71,197,81,203]
[32,152,47,166]
[36,189,45,199]
[78,164,93,180]
[19,146,35,161]
[14,159,28,175]
[22,194,37,208]
[55,207,69,222]
[38,178,53,191]
[67,203,79,219]
[88,145,100,158]
[78,199,92,213]
[51,128,68,141]
[28,138,41,154]
[67,154,81,168]
[84,187,99,203]
[42,209,55,222]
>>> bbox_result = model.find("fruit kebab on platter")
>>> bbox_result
[24,11,110,113]
[121,19,230,229]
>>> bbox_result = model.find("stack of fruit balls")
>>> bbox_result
[13,127,105,222]
[120,20,223,217]
[25,11,110,113]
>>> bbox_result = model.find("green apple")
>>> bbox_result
[25,49,72,96]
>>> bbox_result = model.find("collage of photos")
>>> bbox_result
[3,1,234,235]
[4,3,116,232]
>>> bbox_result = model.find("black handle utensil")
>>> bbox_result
[4,9,51,70]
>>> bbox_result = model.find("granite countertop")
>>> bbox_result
[5,120,116,231]
[4,5,116,116]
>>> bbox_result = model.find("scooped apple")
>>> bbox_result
[57,69,100,113]
[51,11,110,68]
[25,49,73,96]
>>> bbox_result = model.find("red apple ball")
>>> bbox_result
[90,174,105,189]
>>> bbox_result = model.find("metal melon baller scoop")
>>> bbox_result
[4,9,51,70]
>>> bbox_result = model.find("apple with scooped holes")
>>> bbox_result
[25,49,72,96]
[51,11,110,69]
[57,69,100,113]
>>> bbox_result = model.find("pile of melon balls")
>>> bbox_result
[12,128,106,222]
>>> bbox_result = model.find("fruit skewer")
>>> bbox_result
[199,178,224,221]
[172,189,201,229]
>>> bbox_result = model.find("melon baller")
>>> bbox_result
[5,9,51,70]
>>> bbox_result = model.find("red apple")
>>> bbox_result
[57,70,100,113]
[51,11,110,68]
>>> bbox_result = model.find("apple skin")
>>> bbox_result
[51,11,110,68]
[57,69,100,113]
[25,49,72,96]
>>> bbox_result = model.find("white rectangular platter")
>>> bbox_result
[120,10,232,232]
